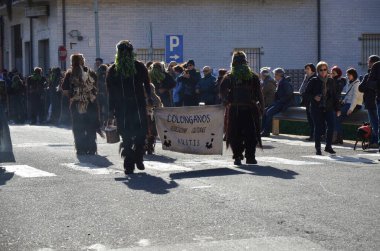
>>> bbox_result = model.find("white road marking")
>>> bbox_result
[256,157,321,166]
[182,159,227,166]
[191,185,212,189]
[184,158,321,166]
[144,161,192,171]
[61,163,112,175]
[1,165,56,178]
[302,155,377,165]
[137,239,151,247]
[13,142,73,148]
[263,137,351,150]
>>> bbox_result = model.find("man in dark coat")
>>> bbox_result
[299,63,317,141]
[96,64,108,123]
[179,59,201,106]
[368,60,380,153]
[261,68,293,137]
[358,55,380,147]
[106,40,152,175]
[27,67,47,125]
[220,51,264,165]
[196,66,217,105]
[48,67,62,125]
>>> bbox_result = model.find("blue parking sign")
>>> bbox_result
[165,35,183,63]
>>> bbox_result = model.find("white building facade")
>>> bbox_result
[1,0,379,86]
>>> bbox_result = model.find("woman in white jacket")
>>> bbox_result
[335,68,363,144]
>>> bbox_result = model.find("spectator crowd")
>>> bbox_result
[1,54,380,156]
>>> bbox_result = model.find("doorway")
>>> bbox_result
[11,24,23,73]
[38,39,49,76]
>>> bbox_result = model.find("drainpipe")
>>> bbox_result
[317,0,321,61]
[29,17,34,73]
[0,17,3,70]
[94,0,100,59]
[62,0,66,70]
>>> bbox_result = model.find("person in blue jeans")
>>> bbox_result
[304,61,341,155]
[261,68,293,137]
[358,55,380,147]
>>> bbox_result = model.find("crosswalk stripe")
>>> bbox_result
[256,157,321,165]
[263,137,351,150]
[302,155,377,165]
[61,163,113,175]
[1,165,56,178]
[144,161,192,171]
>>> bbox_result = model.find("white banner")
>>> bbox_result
[154,105,225,155]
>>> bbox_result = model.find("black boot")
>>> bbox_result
[324,147,336,154]
[234,158,242,165]
[124,159,135,175]
[246,157,257,165]
[316,149,322,155]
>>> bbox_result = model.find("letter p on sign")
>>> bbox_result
[165,35,183,63]
[170,36,180,51]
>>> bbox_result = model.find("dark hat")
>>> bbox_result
[187,59,195,66]
[232,51,248,66]
[95,57,103,63]
[116,40,134,52]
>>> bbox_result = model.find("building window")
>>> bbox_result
[135,48,165,64]
[359,34,380,66]
[233,48,262,73]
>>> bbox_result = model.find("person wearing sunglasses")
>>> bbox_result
[304,61,341,155]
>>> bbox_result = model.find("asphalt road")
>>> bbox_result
[0,125,379,251]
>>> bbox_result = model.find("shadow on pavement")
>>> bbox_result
[77,154,114,167]
[237,165,299,179]
[0,167,14,186]
[115,173,178,194]
[144,154,176,163]
[169,167,247,180]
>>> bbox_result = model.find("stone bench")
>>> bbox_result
[272,107,369,135]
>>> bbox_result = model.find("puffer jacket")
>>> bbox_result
[343,79,363,111]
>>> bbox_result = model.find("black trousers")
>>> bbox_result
[311,106,335,151]
[117,106,148,167]
[306,105,314,138]
[229,107,257,160]
[29,93,44,123]
[50,91,62,123]
[71,103,98,153]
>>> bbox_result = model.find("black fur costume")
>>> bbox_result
[62,54,100,154]
[220,52,264,164]
[106,40,152,174]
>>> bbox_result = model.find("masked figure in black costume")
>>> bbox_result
[220,51,264,165]
[62,54,101,155]
[106,40,152,175]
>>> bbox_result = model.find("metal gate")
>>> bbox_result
[233,48,262,73]
[135,48,165,64]
[359,34,380,67]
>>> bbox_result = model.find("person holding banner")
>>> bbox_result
[220,51,264,165]
[106,40,152,175]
